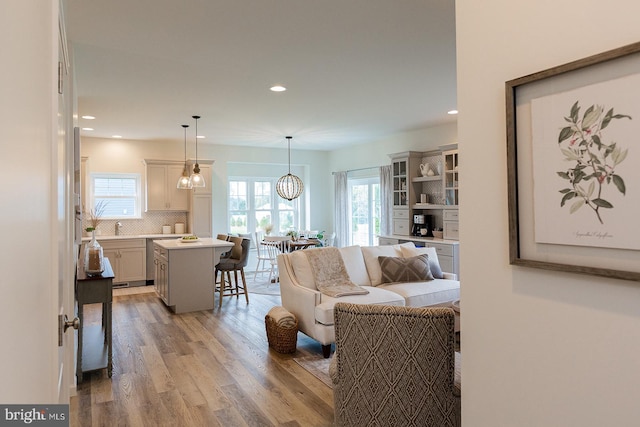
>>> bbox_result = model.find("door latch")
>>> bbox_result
[58,314,79,347]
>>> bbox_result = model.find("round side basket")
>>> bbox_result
[265,315,298,354]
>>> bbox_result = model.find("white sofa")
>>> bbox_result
[278,242,460,357]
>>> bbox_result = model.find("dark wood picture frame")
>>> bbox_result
[506,42,640,282]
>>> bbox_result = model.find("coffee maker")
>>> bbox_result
[412,214,433,237]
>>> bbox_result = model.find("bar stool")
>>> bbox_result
[215,237,251,308]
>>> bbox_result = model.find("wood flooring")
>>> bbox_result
[70,286,334,426]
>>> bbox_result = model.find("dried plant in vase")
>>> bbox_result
[85,200,108,232]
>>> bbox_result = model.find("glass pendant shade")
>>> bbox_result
[276,136,304,200]
[188,115,205,188]
[177,168,192,189]
[177,124,193,189]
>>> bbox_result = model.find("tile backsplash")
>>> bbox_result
[84,211,188,236]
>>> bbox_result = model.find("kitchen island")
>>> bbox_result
[153,238,234,313]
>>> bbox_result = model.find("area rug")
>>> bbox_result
[247,280,281,295]
[293,355,333,388]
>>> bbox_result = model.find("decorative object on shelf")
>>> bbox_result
[188,115,205,188]
[84,230,104,275]
[176,124,192,189]
[276,136,304,200]
[420,163,435,177]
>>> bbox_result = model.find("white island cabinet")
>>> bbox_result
[153,238,233,313]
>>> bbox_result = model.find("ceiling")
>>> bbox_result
[65,0,457,151]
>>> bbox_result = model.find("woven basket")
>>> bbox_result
[265,315,298,354]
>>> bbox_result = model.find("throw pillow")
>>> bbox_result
[399,246,444,279]
[378,254,434,284]
[361,245,404,286]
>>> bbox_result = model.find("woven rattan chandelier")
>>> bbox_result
[276,136,304,201]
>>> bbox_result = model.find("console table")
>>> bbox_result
[76,257,114,382]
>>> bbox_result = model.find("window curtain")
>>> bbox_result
[334,171,349,247]
[379,165,393,236]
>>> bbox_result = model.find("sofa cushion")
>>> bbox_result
[289,249,317,290]
[379,254,434,284]
[314,286,405,325]
[339,245,371,286]
[379,279,460,307]
[400,246,444,279]
[361,245,404,286]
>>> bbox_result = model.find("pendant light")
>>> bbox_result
[176,124,192,189]
[188,115,205,188]
[276,136,304,200]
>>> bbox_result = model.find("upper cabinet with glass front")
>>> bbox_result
[442,146,459,206]
[390,152,422,208]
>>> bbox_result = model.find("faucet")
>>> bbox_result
[115,221,123,236]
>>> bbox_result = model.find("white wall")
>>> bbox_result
[328,122,458,173]
[81,137,332,234]
[456,1,640,425]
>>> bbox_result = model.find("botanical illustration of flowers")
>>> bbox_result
[557,101,630,224]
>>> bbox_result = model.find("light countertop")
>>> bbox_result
[82,233,189,242]
[153,238,234,250]
[379,234,460,245]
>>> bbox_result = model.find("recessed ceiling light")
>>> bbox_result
[82,115,95,120]
[197,135,205,139]
[82,127,94,131]
[270,85,287,92]
[112,135,123,139]
[447,110,458,115]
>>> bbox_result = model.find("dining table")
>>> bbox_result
[286,238,320,251]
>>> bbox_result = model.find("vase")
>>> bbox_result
[84,230,104,275]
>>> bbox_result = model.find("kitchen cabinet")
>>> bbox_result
[378,235,460,278]
[187,159,214,237]
[443,209,459,240]
[98,238,146,285]
[407,144,459,241]
[144,160,189,211]
[153,238,233,313]
[442,147,459,206]
[388,152,422,235]
[153,244,169,305]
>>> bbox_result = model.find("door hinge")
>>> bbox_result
[58,61,63,95]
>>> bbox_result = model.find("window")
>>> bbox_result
[349,177,380,246]
[90,173,141,218]
[229,178,300,234]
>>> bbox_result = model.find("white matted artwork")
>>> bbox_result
[506,41,640,281]
[530,73,639,250]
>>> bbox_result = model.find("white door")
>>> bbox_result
[0,0,75,404]
[57,6,77,403]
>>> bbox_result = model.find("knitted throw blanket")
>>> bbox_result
[304,247,369,298]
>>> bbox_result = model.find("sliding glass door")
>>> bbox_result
[349,177,380,246]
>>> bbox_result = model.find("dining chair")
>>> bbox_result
[262,241,281,283]
[253,231,271,280]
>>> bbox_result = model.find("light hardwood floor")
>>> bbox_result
[70,285,334,426]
